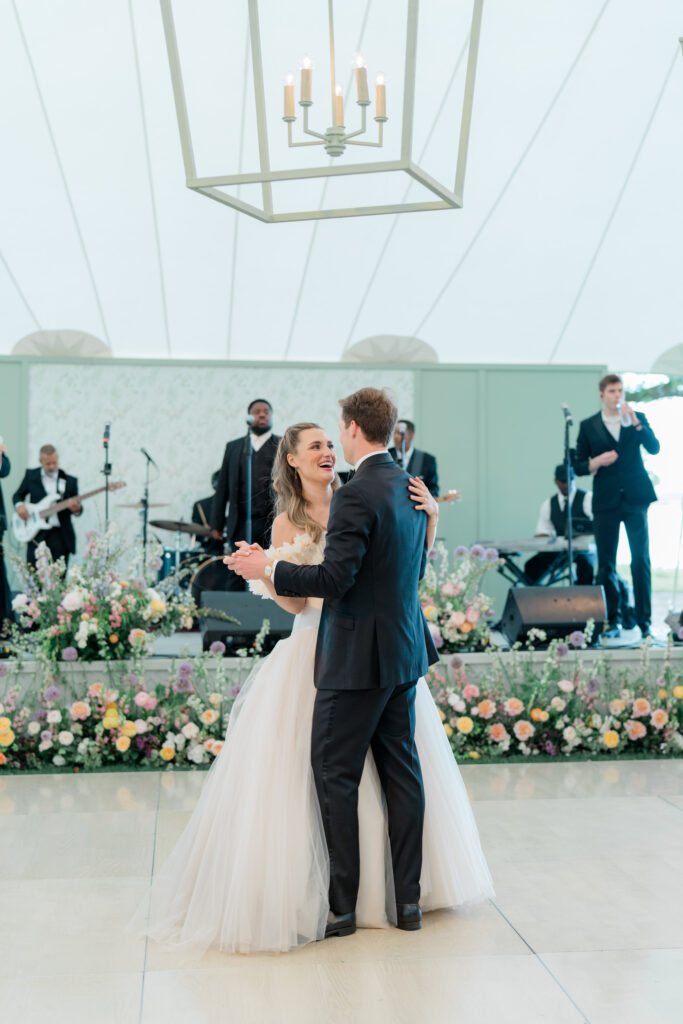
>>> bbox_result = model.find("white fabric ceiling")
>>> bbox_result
[1,0,681,368]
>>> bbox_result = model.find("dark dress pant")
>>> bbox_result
[0,542,11,633]
[524,550,595,585]
[27,530,70,568]
[311,680,424,914]
[593,497,651,629]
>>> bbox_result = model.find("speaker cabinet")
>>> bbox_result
[501,586,606,645]
[199,591,295,653]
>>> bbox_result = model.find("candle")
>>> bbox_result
[284,73,295,119]
[334,83,344,126]
[300,55,313,104]
[354,54,369,103]
[375,72,386,120]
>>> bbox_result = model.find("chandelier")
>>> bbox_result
[160,0,485,223]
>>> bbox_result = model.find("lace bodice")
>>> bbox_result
[248,531,325,612]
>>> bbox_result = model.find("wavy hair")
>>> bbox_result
[272,423,340,543]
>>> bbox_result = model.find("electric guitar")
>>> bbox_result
[436,489,462,504]
[13,481,127,543]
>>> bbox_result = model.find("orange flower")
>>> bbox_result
[504,697,524,716]
[88,682,103,699]
[673,685,683,700]
[602,730,619,749]
[460,622,473,633]
[632,698,650,718]
[200,709,219,726]
[109,634,119,644]
[513,720,535,741]
[0,752,7,766]
[651,709,669,730]
[477,699,496,719]
[658,688,668,700]
[115,736,131,753]
[120,720,137,738]
[210,741,224,756]
[489,723,508,743]
[160,746,175,761]
[626,720,647,741]
[70,701,91,721]
[530,708,549,722]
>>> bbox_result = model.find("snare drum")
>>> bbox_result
[158,548,202,587]
[190,556,233,606]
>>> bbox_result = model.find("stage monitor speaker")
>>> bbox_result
[199,591,296,653]
[501,586,606,645]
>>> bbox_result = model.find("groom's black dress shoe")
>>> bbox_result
[396,903,422,931]
[324,911,356,939]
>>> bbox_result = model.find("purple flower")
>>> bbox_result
[61,647,78,662]
[427,548,438,561]
[44,685,60,702]
[172,677,194,695]
[35,708,48,723]
[543,741,558,756]
[469,544,485,560]
[569,630,585,648]
[454,545,468,558]
[586,678,600,696]
[677,627,683,640]
[127,673,139,687]
[40,729,52,743]
[177,661,193,679]
[485,547,499,561]
[428,624,444,649]
[231,685,242,698]
[451,655,464,670]
[209,641,226,655]
[0,663,8,678]
[555,643,569,658]
[131,577,146,592]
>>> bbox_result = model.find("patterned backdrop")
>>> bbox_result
[26,364,414,563]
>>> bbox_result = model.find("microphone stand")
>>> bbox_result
[141,449,153,574]
[102,429,111,531]
[563,410,575,586]
[244,426,253,545]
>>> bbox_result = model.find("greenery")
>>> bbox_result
[419,542,500,653]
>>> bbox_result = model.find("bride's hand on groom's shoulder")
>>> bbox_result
[408,477,438,520]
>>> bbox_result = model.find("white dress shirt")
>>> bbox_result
[41,469,62,527]
[535,487,593,536]
[250,430,272,452]
[601,412,622,443]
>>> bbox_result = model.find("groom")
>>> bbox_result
[228,387,438,938]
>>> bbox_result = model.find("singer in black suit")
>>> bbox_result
[389,419,439,496]
[0,442,11,633]
[574,374,660,638]
[211,400,280,591]
[229,388,439,936]
[12,446,82,567]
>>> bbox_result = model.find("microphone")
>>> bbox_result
[561,404,573,424]
[246,415,255,427]
[103,422,111,445]
[140,447,157,467]
[397,421,407,435]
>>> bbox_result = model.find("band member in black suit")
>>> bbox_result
[211,400,280,591]
[524,464,596,585]
[230,387,439,937]
[574,374,660,639]
[0,439,11,633]
[192,471,223,556]
[389,419,439,496]
[13,445,82,567]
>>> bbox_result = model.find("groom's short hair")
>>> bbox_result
[339,387,398,445]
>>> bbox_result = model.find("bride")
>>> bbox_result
[137,422,493,955]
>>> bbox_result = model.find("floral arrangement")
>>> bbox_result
[428,629,683,760]
[419,542,500,653]
[0,645,247,771]
[9,531,197,663]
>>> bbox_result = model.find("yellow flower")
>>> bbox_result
[0,717,11,733]
[109,634,119,644]
[468,751,481,759]
[160,746,175,761]
[438,709,446,722]
[422,604,438,621]
[0,729,15,748]
[658,689,668,700]
[673,685,683,700]
[200,709,219,726]
[116,735,131,753]
[80,612,89,621]
[120,581,129,588]
[443,723,453,737]
[102,702,120,729]
[150,599,167,614]
[602,731,619,749]
[120,721,137,738]
[457,716,474,734]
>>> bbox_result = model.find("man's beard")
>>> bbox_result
[251,423,271,436]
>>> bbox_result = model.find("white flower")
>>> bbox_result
[174,733,187,751]
[181,722,199,740]
[134,719,148,734]
[38,740,53,752]
[550,697,566,711]
[558,679,575,693]
[673,733,683,751]
[58,730,74,746]
[109,583,122,598]
[61,590,83,612]
[12,593,29,610]
[47,710,62,724]
[27,721,41,736]
[187,743,206,765]
[77,739,90,755]
[52,754,66,767]
[209,692,223,707]
[563,726,577,741]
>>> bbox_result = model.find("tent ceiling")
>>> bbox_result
[1,0,681,369]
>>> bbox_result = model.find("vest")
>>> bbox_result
[550,489,593,537]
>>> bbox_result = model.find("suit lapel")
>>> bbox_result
[593,412,617,450]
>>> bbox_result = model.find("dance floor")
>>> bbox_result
[2,760,683,1024]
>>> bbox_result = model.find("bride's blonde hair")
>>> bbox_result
[272,422,340,543]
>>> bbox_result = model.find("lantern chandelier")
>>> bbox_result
[283,3,388,159]
[160,0,485,223]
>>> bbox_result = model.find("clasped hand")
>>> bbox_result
[224,541,269,580]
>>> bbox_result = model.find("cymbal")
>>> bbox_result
[149,519,212,538]
[118,502,169,509]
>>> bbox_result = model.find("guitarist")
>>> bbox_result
[13,445,82,567]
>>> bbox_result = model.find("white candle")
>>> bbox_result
[375,72,386,119]
[300,56,313,104]
[334,83,344,126]
[354,54,369,103]
[284,73,295,118]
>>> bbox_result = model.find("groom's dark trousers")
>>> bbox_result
[274,453,439,914]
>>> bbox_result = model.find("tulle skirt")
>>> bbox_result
[133,622,494,955]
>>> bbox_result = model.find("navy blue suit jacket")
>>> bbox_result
[574,411,659,512]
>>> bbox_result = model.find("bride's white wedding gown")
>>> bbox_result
[137,532,494,955]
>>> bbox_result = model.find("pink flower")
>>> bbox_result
[513,720,535,741]
[504,697,524,716]
[463,684,480,700]
[490,723,508,743]
[465,607,480,624]
[558,679,574,693]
